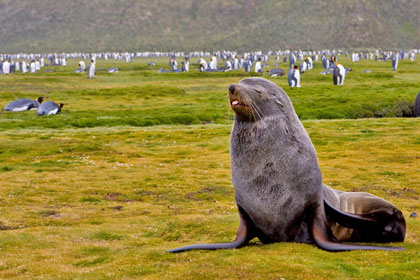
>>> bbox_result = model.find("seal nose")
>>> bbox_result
[229,84,236,93]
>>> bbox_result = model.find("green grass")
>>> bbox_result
[0,56,419,279]
[1,56,419,131]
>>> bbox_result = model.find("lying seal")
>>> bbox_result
[168,78,403,252]
[323,184,406,243]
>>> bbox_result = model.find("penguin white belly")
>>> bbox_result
[47,109,59,115]
[294,71,300,87]
[12,106,29,112]
[340,65,346,85]
[255,62,261,72]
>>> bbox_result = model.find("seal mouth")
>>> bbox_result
[231,100,248,108]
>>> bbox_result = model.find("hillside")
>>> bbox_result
[0,0,419,52]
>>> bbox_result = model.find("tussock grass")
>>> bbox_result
[0,57,419,279]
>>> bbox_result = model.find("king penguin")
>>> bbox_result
[37,101,65,116]
[332,56,346,86]
[392,52,399,71]
[3,97,45,112]
[88,60,96,79]
[288,65,301,87]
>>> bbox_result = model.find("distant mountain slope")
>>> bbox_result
[0,0,419,52]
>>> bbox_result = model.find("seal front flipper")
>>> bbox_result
[324,198,380,229]
[167,206,255,253]
[313,206,404,251]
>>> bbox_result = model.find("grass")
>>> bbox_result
[1,56,419,131]
[0,56,419,279]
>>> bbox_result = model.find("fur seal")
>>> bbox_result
[168,78,404,253]
[323,184,406,243]
[414,90,420,117]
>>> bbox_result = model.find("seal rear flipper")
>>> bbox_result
[167,206,255,253]
[312,208,404,251]
[324,198,380,229]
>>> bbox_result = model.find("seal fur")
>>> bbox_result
[168,77,404,252]
[323,184,406,243]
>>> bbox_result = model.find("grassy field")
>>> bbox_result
[0,56,420,279]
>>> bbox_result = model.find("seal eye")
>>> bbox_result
[254,89,262,94]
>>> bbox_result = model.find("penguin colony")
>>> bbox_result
[1,49,419,115]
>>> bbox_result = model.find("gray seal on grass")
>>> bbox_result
[168,78,404,252]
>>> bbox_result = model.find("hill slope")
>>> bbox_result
[0,0,419,52]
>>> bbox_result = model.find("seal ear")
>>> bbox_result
[324,198,381,229]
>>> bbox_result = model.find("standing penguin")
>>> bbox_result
[30,60,36,73]
[22,61,28,73]
[254,57,263,73]
[233,57,239,70]
[183,57,190,72]
[288,65,301,87]
[244,59,252,73]
[210,54,218,70]
[88,59,96,79]
[238,57,244,69]
[35,59,41,71]
[2,60,10,74]
[15,61,20,72]
[170,58,178,71]
[37,101,65,116]
[299,60,307,73]
[3,97,45,112]
[322,55,329,69]
[289,49,296,68]
[392,52,399,71]
[332,60,346,86]
[306,57,313,70]
[199,58,208,72]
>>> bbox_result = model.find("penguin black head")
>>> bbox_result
[58,103,65,109]
[37,97,46,103]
